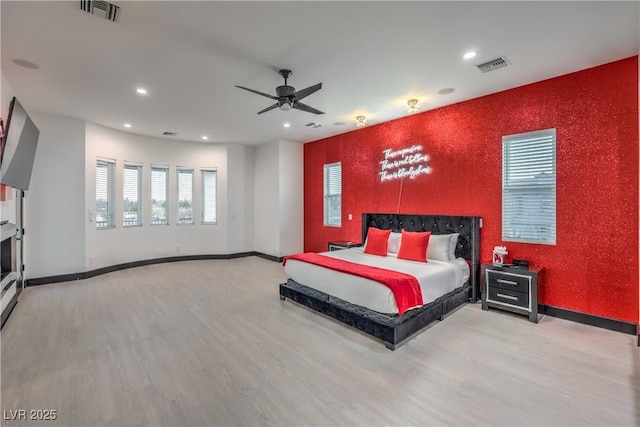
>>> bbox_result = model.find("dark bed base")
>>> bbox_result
[280,278,471,350]
[281,213,481,350]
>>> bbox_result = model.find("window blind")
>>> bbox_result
[123,164,142,227]
[323,162,342,227]
[177,168,194,224]
[96,159,115,229]
[151,166,168,225]
[502,129,556,244]
[201,169,217,224]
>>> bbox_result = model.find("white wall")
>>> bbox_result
[26,113,86,279]
[253,140,303,258]
[227,144,254,253]
[278,140,303,256]
[85,123,230,270]
[254,140,281,256]
[3,69,303,277]
[1,78,86,280]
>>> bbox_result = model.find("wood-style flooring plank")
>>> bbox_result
[1,257,638,426]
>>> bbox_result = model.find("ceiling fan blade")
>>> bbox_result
[293,83,322,101]
[257,103,279,114]
[292,101,324,115]
[235,85,278,100]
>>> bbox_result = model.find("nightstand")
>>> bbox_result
[328,241,362,251]
[481,264,543,323]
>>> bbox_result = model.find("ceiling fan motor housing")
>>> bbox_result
[276,85,295,97]
[235,68,324,114]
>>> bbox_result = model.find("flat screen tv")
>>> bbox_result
[0,97,40,191]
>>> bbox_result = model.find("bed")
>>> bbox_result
[279,213,481,350]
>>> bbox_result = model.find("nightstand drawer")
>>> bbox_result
[328,241,362,252]
[482,264,542,323]
[486,270,530,293]
[487,287,529,308]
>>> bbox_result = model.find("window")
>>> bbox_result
[177,168,194,224]
[123,163,142,227]
[151,166,169,225]
[502,129,556,245]
[96,159,115,229]
[323,162,342,226]
[201,169,217,224]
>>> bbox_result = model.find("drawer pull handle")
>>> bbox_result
[497,293,518,301]
[496,279,518,286]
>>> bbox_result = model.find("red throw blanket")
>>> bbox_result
[283,253,423,315]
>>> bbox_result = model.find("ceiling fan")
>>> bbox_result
[235,69,324,115]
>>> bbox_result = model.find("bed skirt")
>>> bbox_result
[279,278,471,350]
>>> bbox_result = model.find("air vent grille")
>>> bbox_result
[305,122,322,129]
[80,0,120,22]
[477,56,509,73]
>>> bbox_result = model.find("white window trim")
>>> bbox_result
[201,168,218,225]
[150,165,169,226]
[96,158,116,230]
[323,162,342,227]
[502,128,556,245]
[123,162,142,227]
[176,167,194,225]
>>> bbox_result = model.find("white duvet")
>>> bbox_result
[284,247,470,314]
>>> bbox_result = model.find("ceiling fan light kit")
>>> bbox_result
[236,69,324,115]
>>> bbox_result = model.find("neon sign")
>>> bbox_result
[379,145,431,182]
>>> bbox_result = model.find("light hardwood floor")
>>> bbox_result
[1,257,638,426]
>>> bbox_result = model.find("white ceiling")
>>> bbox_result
[1,1,638,146]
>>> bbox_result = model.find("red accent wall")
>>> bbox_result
[304,57,639,323]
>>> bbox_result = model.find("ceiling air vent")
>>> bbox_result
[80,0,120,22]
[476,56,509,73]
[305,122,322,129]
[162,131,177,136]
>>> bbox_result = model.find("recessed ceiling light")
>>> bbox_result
[201,136,209,140]
[136,88,148,95]
[12,59,39,70]
[463,51,477,60]
[283,122,291,128]
[437,88,455,95]
[123,123,132,128]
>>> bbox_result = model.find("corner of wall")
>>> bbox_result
[226,144,255,253]
[253,141,281,256]
[277,140,304,256]
[25,112,87,278]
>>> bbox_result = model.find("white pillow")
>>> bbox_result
[426,234,451,262]
[449,233,460,260]
[387,232,402,253]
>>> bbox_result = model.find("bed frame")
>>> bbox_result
[279,213,481,350]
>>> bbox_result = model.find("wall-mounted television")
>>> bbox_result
[0,97,39,191]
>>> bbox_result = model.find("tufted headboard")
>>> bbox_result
[362,213,482,302]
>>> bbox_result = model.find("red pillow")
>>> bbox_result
[364,227,391,256]
[397,230,431,262]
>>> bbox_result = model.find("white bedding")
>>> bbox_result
[284,247,470,314]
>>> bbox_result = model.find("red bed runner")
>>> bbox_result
[283,253,423,315]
